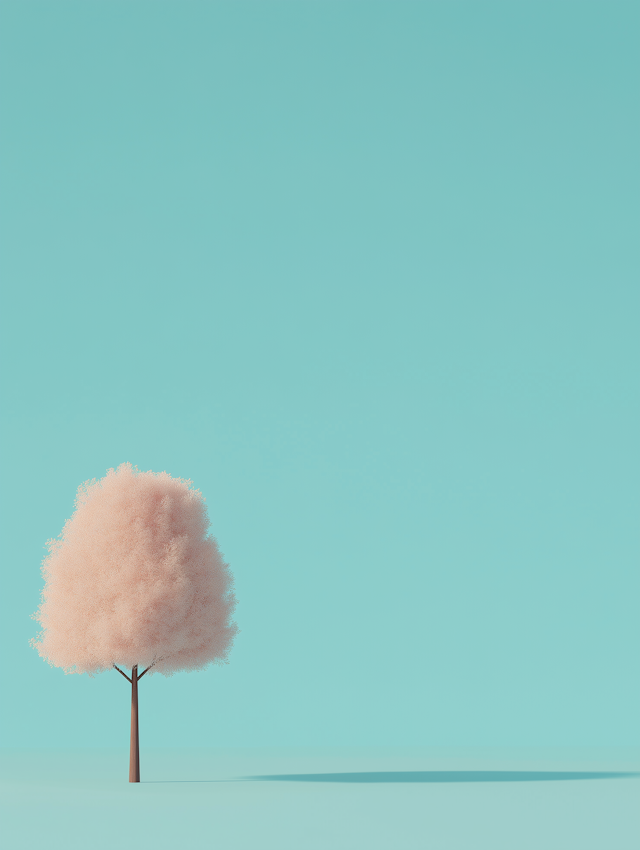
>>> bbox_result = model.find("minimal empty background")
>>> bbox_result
[1,0,638,765]
[2,4,639,848]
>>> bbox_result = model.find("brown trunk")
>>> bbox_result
[129,665,140,783]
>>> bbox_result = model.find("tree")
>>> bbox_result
[30,462,238,782]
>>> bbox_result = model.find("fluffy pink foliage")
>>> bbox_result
[31,463,238,677]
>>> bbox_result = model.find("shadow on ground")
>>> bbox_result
[146,771,640,784]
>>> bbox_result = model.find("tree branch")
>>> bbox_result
[114,664,132,683]
[137,661,157,681]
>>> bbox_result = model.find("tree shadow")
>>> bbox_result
[146,770,639,784]
[244,770,639,783]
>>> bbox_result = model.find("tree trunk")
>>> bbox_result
[129,665,140,783]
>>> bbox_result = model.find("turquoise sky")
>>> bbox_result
[1,1,638,750]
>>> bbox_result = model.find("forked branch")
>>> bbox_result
[137,658,160,681]
[113,664,132,683]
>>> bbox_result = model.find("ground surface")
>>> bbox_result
[2,748,638,849]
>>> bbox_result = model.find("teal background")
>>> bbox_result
[1,0,639,764]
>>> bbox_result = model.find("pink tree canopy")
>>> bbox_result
[31,463,238,677]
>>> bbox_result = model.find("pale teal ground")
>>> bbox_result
[2,749,639,850]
